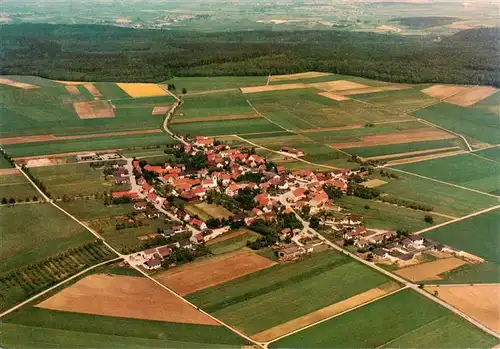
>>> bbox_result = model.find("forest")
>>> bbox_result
[1,24,499,85]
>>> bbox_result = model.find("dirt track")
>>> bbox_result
[171,113,260,124]
[155,250,275,295]
[395,258,467,282]
[36,274,219,325]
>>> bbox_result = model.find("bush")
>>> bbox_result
[424,215,434,224]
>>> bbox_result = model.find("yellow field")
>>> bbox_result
[116,83,168,98]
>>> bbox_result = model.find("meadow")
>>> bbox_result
[0,157,13,168]
[336,196,448,232]
[0,203,92,272]
[59,199,134,221]
[5,133,174,157]
[0,172,39,201]
[375,170,499,217]
[423,209,499,264]
[30,163,129,198]
[207,230,260,255]
[394,153,500,195]
[187,251,391,334]
[271,289,498,348]
[344,139,461,158]
[170,118,283,136]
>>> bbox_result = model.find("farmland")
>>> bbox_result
[187,251,391,335]
[394,153,500,195]
[354,87,436,115]
[271,289,498,348]
[170,118,283,136]
[422,209,500,264]
[343,139,462,158]
[0,172,39,201]
[163,76,267,92]
[206,229,260,255]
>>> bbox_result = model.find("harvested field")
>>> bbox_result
[172,113,260,124]
[84,83,102,97]
[365,146,460,160]
[361,179,387,188]
[151,106,171,115]
[421,84,469,100]
[116,83,168,98]
[395,257,468,281]
[65,85,80,95]
[317,92,350,101]
[36,274,218,325]
[339,85,411,95]
[73,101,115,119]
[240,83,308,94]
[332,128,455,148]
[155,249,276,295]
[424,284,499,333]
[252,282,401,342]
[445,86,498,107]
[270,72,331,82]
[310,80,368,91]
[0,129,162,145]
[0,78,38,89]
[386,150,465,165]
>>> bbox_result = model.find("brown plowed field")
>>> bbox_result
[0,129,162,145]
[425,285,499,333]
[311,80,368,92]
[65,85,80,95]
[421,85,469,100]
[294,125,365,133]
[317,92,350,101]
[152,106,171,115]
[0,168,19,175]
[339,85,412,96]
[14,149,121,160]
[240,84,309,94]
[332,128,455,149]
[155,249,276,295]
[36,274,219,325]
[84,83,102,97]
[395,257,467,282]
[386,150,466,166]
[270,72,331,82]
[0,78,38,89]
[252,282,401,342]
[365,146,460,160]
[171,113,260,124]
[74,101,114,119]
[445,86,498,107]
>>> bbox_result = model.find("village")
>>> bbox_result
[93,135,476,272]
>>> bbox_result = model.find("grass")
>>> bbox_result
[336,196,449,232]
[0,173,39,201]
[343,139,462,158]
[271,289,498,348]
[30,163,129,198]
[5,132,174,157]
[394,153,500,195]
[112,95,175,107]
[59,199,134,221]
[423,209,500,264]
[194,202,233,218]
[207,230,260,255]
[92,82,131,99]
[474,147,500,162]
[170,118,284,136]
[426,262,500,284]
[187,251,391,334]
[0,156,14,168]
[163,76,267,92]
[0,203,92,272]
[175,90,254,119]
[413,102,499,144]
[4,308,247,347]
[373,170,499,217]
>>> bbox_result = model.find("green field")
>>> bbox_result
[413,100,499,145]
[271,289,498,348]
[246,88,402,130]
[4,308,246,349]
[336,196,449,232]
[0,157,13,169]
[112,95,175,107]
[207,231,260,255]
[423,209,499,264]
[4,132,173,157]
[474,147,500,162]
[427,262,500,284]
[355,88,436,115]
[175,90,254,120]
[0,203,92,272]
[170,118,283,136]
[343,138,462,158]
[394,153,500,195]
[30,163,129,198]
[188,251,391,334]
[375,170,499,217]
[0,173,39,201]
[92,82,132,99]
[163,76,267,92]
[59,199,134,221]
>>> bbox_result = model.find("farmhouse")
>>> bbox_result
[280,146,305,157]
[143,258,162,270]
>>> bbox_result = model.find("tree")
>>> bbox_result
[1,197,7,205]
[8,198,15,204]
[310,216,320,229]
[424,215,434,224]
[182,87,187,94]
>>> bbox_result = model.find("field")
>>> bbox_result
[0,203,92,273]
[170,118,283,136]
[163,76,267,92]
[343,139,461,158]
[444,86,497,107]
[394,258,468,282]
[206,229,260,255]
[116,83,168,98]
[353,88,436,115]
[0,172,39,201]
[335,196,449,232]
[155,250,275,296]
[187,251,391,335]
[422,209,500,264]
[36,274,218,325]
[475,147,500,162]
[30,163,129,198]
[421,84,468,99]
[5,132,174,157]
[271,289,498,348]
[194,202,233,218]
[270,72,331,82]
[424,285,499,333]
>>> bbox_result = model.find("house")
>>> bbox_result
[291,188,306,202]
[147,192,163,205]
[111,192,138,200]
[343,226,366,239]
[140,183,154,194]
[75,152,99,162]
[201,177,217,189]
[276,245,305,261]
[157,246,172,259]
[190,232,205,244]
[191,186,206,199]
[179,191,198,203]
[276,165,286,174]
[194,136,214,147]
[255,193,271,207]
[310,191,328,207]
[326,179,348,192]
[190,218,207,230]
[280,146,305,157]
[143,258,162,270]
[134,201,148,210]
[373,248,389,258]
[143,248,158,258]
[408,235,425,249]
